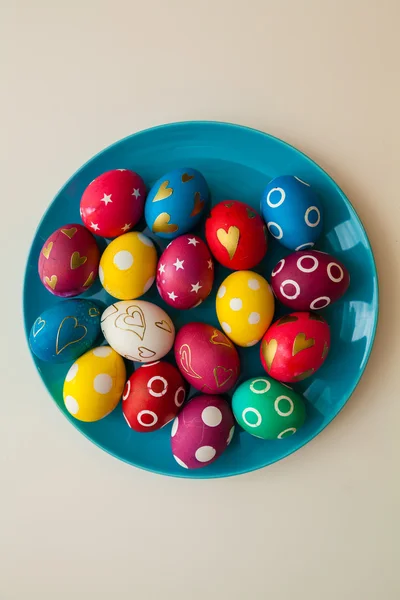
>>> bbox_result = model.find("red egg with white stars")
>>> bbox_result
[260,312,330,382]
[122,361,187,432]
[156,235,214,309]
[38,223,100,297]
[205,200,268,270]
[271,250,350,311]
[80,169,146,238]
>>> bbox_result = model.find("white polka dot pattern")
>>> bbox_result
[113,250,134,270]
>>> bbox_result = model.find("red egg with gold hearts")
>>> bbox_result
[122,361,187,432]
[80,169,146,238]
[271,250,350,311]
[38,224,100,297]
[156,235,214,309]
[205,200,268,269]
[174,322,240,394]
[260,312,330,382]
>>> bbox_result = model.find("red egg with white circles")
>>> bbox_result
[271,250,350,311]
[122,361,187,432]
[156,235,214,309]
[80,169,146,238]
[260,312,330,382]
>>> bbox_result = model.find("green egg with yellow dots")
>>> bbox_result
[232,376,306,440]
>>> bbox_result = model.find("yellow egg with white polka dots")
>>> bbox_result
[63,346,126,422]
[216,271,275,347]
[99,232,157,300]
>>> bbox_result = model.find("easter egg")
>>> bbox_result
[156,235,214,309]
[174,323,240,394]
[29,299,102,363]
[101,300,175,363]
[260,312,330,382]
[63,346,126,422]
[145,168,209,239]
[271,250,350,311]
[80,169,146,238]
[232,376,306,440]
[216,271,275,347]
[171,395,235,469]
[122,361,187,432]
[205,200,268,269]
[38,224,100,297]
[260,175,323,250]
[99,232,157,300]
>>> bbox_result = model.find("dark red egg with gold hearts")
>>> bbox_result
[271,250,350,311]
[122,361,187,432]
[260,312,330,382]
[38,224,100,297]
[80,169,146,238]
[156,235,214,309]
[205,200,267,269]
[174,323,240,394]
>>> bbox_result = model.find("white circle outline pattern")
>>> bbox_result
[242,407,262,428]
[147,376,168,398]
[327,262,344,283]
[250,379,271,394]
[274,395,294,417]
[137,410,158,427]
[310,296,331,310]
[271,259,285,277]
[277,427,297,439]
[297,255,319,273]
[122,380,131,401]
[280,279,301,299]
[174,386,186,407]
[304,206,320,227]
[266,187,286,208]
[295,242,315,250]
[267,222,283,239]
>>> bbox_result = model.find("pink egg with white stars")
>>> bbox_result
[80,169,146,238]
[156,235,214,309]
[271,250,350,311]
[171,395,235,470]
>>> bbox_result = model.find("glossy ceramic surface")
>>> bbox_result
[23,121,378,478]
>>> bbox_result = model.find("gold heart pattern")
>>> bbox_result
[155,320,172,334]
[190,192,204,217]
[179,344,201,379]
[216,226,240,260]
[277,315,299,326]
[137,346,156,360]
[224,202,234,208]
[83,271,94,288]
[261,338,278,370]
[42,242,53,259]
[89,307,100,317]
[32,317,46,338]
[100,304,118,323]
[115,304,146,340]
[246,207,256,219]
[152,180,173,202]
[293,368,315,381]
[56,316,87,355]
[152,212,179,234]
[309,313,325,322]
[292,333,315,356]
[44,275,57,290]
[181,173,194,183]
[61,227,77,239]
[213,365,234,388]
[70,251,87,270]
[209,329,232,349]
[321,341,329,360]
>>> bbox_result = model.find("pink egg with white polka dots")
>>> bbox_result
[156,235,214,309]
[271,250,350,311]
[171,395,235,470]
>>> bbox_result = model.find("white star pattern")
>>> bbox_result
[158,263,166,274]
[187,237,199,246]
[168,291,178,301]
[90,222,100,232]
[121,223,132,232]
[190,282,202,293]
[132,188,141,198]
[173,258,184,271]
[80,207,84,217]
[101,193,112,206]
[207,259,213,270]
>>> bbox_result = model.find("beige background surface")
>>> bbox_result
[1,1,399,599]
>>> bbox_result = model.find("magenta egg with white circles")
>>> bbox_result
[156,235,214,309]
[171,395,235,470]
[271,250,350,311]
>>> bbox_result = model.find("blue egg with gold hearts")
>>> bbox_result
[260,175,323,250]
[145,167,210,239]
[29,299,103,363]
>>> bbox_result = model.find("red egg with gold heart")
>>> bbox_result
[174,322,240,394]
[205,200,268,269]
[80,169,146,238]
[260,312,330,382]
[122,361,187,432]
[156,235,214,309]
[271,250,350,311]
[38,224,100,297]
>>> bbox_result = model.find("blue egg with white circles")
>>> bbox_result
[260,175,323,250]
[29,299,103,363]
[145,167,210,239]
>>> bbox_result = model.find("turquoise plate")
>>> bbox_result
[23,121,378,478]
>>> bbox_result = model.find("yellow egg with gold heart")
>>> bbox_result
[216,271,275,347]
[63,346,126,422]
[99,232,157,300]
